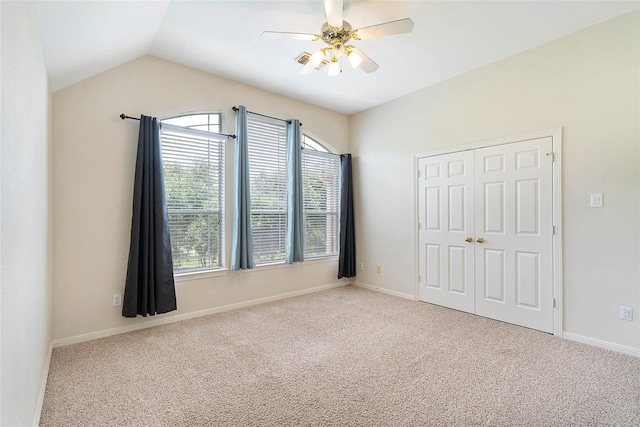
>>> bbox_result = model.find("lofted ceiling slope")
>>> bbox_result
[33,1,640,115]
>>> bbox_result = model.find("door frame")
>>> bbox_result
[413,128,563,336]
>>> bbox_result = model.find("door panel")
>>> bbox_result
[418,151,475,313]
[483,249,505,302]
[474,137,553,333]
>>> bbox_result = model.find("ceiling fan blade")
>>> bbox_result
[324,0,343,28]
[262,31,318,41]
[352,18,414,40]
[350,47,379,73]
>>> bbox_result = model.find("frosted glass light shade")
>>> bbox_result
[328,60,341,76]
[310,50,325,68]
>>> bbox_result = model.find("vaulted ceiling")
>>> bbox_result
[33,1,640,115]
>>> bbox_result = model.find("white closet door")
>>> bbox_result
[417,136,555,333]
[474,137,554,333]
[418,151,475,313]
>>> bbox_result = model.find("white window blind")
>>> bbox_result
[302,149,340,258]
[161,116,224,273]
[247,114,288,264]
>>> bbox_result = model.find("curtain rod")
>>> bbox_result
[120,114,140,121]
[232,106,302,126]
[120,113,236,139]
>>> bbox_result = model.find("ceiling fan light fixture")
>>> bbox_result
[332,42,346,58]
[328,58,341,76]
[265,0,413,77]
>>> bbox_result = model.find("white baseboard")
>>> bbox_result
[562,332,640,358]
[33,341,53,427]
[52,282,348,348]
[353,281,416,301]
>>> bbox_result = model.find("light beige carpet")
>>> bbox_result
[40,285,640,426]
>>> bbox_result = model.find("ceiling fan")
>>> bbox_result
[262,0,414,76]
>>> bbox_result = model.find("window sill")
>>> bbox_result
[236,255,338,274]
[236,261,290,274]
[174,256,339,279]
[175,268,228,282]
[302,255,339,265]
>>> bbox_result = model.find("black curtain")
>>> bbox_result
[338,154,356,279]
[122,115,177,317]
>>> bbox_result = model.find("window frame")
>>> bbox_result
[246,113,289,266]
[301,146,341,260]
[160,113,226,275]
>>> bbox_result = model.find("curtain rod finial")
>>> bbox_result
[120,113,126,120]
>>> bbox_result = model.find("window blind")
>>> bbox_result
[302,149,340,258]
[247,114,288,264]
[161,124,225,272]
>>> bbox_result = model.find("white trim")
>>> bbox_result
[413,154,421,301]
[33,342,53,427]
[415,127,563,158]
[52,282,348,348]
[551,129,564,336]
[236,256,339,274]
[302,256,339,265]
[353,281,416,301]
[563,332,640,358]
[161,122,229,141]
[413,127,563,336]
[175,268,228,282]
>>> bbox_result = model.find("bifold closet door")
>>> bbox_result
[418,137,554,333]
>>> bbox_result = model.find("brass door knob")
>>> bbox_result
[476,237,485,243]
[465,237,473,242]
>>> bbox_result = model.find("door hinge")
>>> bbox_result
[553,298,556,308]
[418,274,421,282]
[417,170,421,178]
[418,222,421,230]
[546,152,555,162]
[552,225,556,235]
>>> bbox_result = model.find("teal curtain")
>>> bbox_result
[231,106,254,270]
[285,119,304,263]
[123,115,177,317]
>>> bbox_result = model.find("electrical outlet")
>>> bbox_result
[620,306,632,321]
[376,265,381,274]
[359,262,364,271]
[112,293,122,307]
[590,194,603,208]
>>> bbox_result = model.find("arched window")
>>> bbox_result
[301,134,340,258]
[161,113,225,273]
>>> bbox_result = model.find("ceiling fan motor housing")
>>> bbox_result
[320,21,353,45]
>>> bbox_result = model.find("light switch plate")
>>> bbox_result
[590,194,603,208]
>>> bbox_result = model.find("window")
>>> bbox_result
[161,113,225,273]
[246,119,340,264]
[247,114,288,265]
[161,111,340,271]
[301,135,340,258]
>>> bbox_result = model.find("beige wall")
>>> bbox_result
[351,12,640,351]
[1,1,53,425]
[52,56,350,342]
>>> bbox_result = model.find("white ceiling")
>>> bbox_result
[33,0,640,115]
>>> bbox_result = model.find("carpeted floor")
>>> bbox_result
[40,285,640,426]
